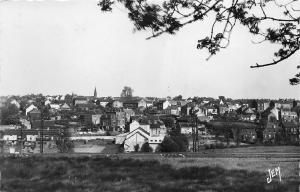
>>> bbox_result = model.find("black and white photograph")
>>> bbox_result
[0,0,299,191]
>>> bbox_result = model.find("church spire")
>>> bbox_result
[94,87,97,97]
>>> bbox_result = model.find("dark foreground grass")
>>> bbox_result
[0,156,298,192]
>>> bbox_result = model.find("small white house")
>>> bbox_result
[3,134,18,141]
[124,127,150,152]
[25,104,37,116]
[26,135,38,142]
[50,104,60,110]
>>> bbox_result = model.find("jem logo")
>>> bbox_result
[266,166,281,184]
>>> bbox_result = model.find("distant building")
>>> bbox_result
[28,109,41,121]
[73,97,88,106]
[25,104,37,116]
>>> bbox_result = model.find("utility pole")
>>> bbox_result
[40,105,44,154]
[20,124,23,156]
[191,110,199,152]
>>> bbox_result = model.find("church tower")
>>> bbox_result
[94,87,97,97]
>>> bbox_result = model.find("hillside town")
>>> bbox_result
[0,87,299,154]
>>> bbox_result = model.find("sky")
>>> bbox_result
[0,0,299,99]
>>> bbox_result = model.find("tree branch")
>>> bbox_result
[250,46,299,68]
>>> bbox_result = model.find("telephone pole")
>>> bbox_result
[40,105,44,154]
[192,110,199,152]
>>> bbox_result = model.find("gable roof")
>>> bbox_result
[125,127,150,140]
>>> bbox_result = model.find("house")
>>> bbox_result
[3,129,60,142]
[263,122,282,143]
[125,117,167,151]
[28,109,41,121]
[50,104,60,110]
[31,120,56,130]
[164,105,181,116]
[0,125,19,131]
[124,109,135,122]
[116,111,126,130]
[280,110,298,122]
[60,103,71,111]
[206,106,218,115]
[73,97,88,106]
[44,99,51,106]
[122,98,147,109]
[240,128,257,143]
[149,122,167,137]
[112,100,123,108]
[129,120,140,132]
[238,114,256,122]
[154,100,174,110]
[84,114,102,125]
[193,106,207,117]
[0,96,8,108]
[227,102,239,112]
[124,127,150,152]
[124,121,166,152]
[115,132,128,144]
[20,118,31,129]
[148,136,165,150]
[96,98,110,107]
[281,122,299,143]
[100,114,117,131]
[146,100,154,107]
[75,103,96,111]
[178,122,194,134]
[129,120,150,133]
[181,103,193,116]
[257,102,270,112]
[25,104,37,116]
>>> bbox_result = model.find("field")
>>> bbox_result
[0,146,299,192]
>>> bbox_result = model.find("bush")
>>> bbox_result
[216,142,225,149]
[170,134,189,152]
[56,139,74,153]
[140,142,153,152]
[159,137,179,152]
[134,144,139,152]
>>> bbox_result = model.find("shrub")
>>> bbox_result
[56,139,74,153]
[140,142,153,152]
[210,144,216,149]
[134,144,139,152]
[216,142,225,149]
[170,134,189,152]
[204,144,210,150]
[159,137,179,152]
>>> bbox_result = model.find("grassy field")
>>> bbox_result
[0,154,299,192]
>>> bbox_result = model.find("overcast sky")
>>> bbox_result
[0,0,299,99]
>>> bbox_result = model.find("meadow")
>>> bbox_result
[0,154,298,192]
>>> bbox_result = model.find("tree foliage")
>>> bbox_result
[1,104,20,125]
[120,86,134,97]
[99,0,300,84]
[159,137,179,152]
[56,129,74,153]
[140,142,153,152]
[56,139,74,153]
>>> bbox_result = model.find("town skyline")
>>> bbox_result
[0,0,299,99]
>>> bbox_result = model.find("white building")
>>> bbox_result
[124,120,166,152]
[25,104,37,116]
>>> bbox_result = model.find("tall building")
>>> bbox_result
[94,87,97,97]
